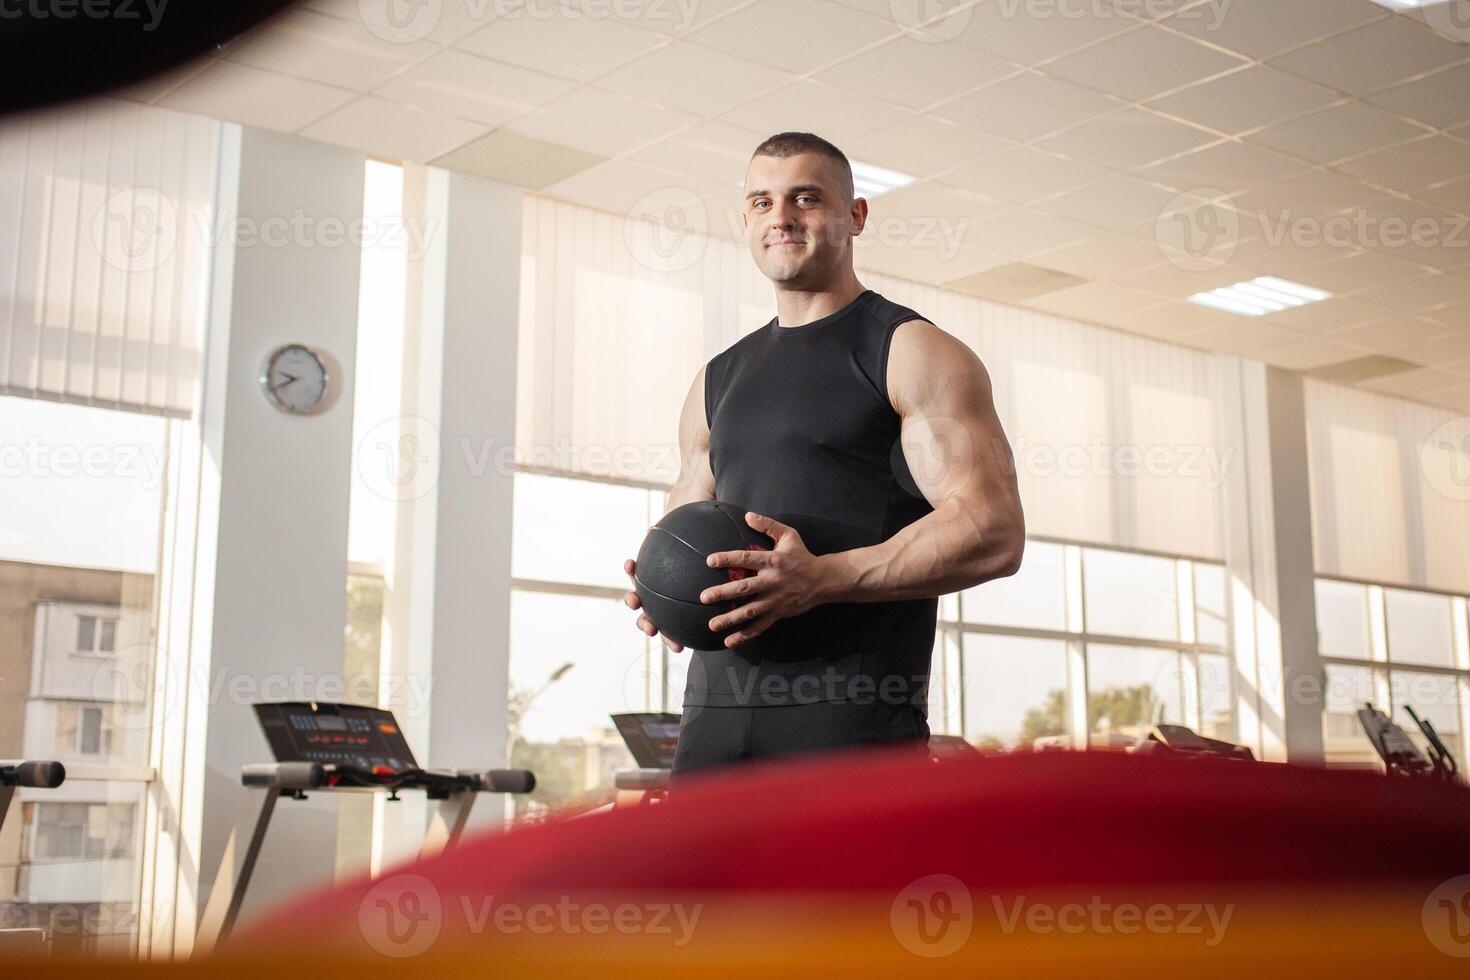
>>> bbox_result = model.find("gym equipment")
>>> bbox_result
[0,760,65,834]
[633,500,773,650]
[609,712,678,806]
[1132,724,1255,761]
[196,702,534,950]
[1357,701,1459,780]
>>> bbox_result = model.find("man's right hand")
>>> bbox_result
[624,558,685,653]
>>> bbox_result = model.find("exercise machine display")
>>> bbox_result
[197,702,535,950]
[1357,701,1459,780]
[610,712,678,805]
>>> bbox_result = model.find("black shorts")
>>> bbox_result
[670,700,930,779]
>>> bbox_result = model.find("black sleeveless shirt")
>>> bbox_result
[687,289,938,710]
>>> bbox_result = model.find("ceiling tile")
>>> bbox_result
[592,42,794,116]
[686,0,898,71]
[1258,335,1375,371]
[817,34,1018,111]
[1356,196,1470,271]
[959,208,1097,258]
[1120,301,1258,340]
[625,119,766,189]
[1263,297,1389,333]
[1416,175,1470,214]
[1292,250,1430,294]
[159,61,357,133]
[112,56,215,104]
[1362,365,1470,395]
[1042,24,1246,101]
[1365,61,1470,130]
[541,159,725,219]
[1228,169,1387,222]
[1334,135,1470,191]
[374,49,575,127]
[224,8,437,91]
[499,88,699,158]
[1027,282,1169,324]
[1138,140,1314,193]
[1246,102,1427,165]
[1328,316,1450,352]
[298,96,488,161]
[865,180,1010,230]
[1267,17,1470,97]
[562,0,755,37]
[1422,302,1470,329]
[947,1,1135,64]
[718,79,909,143]
[930,71,1127,143]
[1031,232,1183,279]
[855,238,1012,287]
[1146,65,1339,136]
[1178,317,1305,356]
[1036,108,1218,172]
[1352,273,1470,313]
[936,146,1116,205]
[303,0,496,45]
[1039,176,1189,232]
[1113,259,1262,301]
[1160,0,1386,60]
[842,116,1014,177]
[454,11,665,82]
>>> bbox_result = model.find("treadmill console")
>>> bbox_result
[610,712,681,769]
[254,702,417,771]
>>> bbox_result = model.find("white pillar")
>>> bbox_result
[141,125,364,955]
[377,165,520,869]
[1218,357,1324,764]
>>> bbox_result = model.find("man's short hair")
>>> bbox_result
[750,132,855,203]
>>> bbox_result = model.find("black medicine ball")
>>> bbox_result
[633,500,774,651]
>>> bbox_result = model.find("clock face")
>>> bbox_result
[261,344,328,414]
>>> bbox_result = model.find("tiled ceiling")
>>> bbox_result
[112,0,1470,413]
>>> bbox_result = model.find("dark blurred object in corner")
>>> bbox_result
[0,0,300,115]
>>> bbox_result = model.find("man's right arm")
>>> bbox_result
[624,367,716,650]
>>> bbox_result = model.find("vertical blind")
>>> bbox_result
[0,99,217,418]
[1305,379,1470,594]
[517,193,1228,560]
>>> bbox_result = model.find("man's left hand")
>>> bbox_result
[701,512,832,648]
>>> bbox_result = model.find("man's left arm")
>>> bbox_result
[702,320,1025,647]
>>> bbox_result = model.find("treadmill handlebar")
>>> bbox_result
[239,762,534,794]
[0,760,66,788]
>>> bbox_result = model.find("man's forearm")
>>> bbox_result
[814,497,1022,603]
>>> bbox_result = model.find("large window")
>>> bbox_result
[0,396,166,954]
[1315,577,1470,774]
[507,472,666,818]
[507,472,1238,780]
[950,542,1233,752]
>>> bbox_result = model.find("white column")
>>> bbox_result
[141,125,364,956]
[1218,357,1324,764]
[377,165,520,869]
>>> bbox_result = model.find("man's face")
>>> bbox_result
[741,152,865,287]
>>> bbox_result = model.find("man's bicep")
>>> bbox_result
[890,321,1017,507]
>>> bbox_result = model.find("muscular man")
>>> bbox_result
[623,132,1025,777]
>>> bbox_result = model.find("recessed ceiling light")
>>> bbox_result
[1188,276,1333,318]
[1367,0,1452,9]
[850,160,916,199]
[733,159,917,201]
